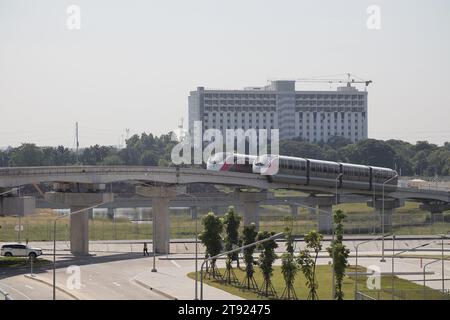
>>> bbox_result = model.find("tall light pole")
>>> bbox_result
[391,240,435,300]
[380,174,398,262]
[180,192,199,300]
[423,259,440,298]
[422,234,448,296]
[333,173,343,299]
[353,234,391,298]
[151,214,157,272]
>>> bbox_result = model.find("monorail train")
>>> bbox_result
[207,152,398,192]
[253,154,398,192]
[206,152,257,173]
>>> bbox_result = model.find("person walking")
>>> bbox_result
[143,242,149,256]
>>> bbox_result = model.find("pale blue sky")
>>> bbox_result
[1,0,449,147]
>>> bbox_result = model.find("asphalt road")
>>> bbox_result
[0,274,72,300]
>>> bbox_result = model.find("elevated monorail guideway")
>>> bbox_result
[0,165,449,202]
[1,164,449,256]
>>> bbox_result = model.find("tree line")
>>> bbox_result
[1,133,449,176]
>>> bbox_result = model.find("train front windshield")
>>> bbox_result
[206,152,228,170]
[253,155,271,173]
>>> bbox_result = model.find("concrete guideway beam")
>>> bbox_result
[135,185,177,254]
[45,191,114,255]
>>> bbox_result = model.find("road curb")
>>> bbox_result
[24,274,80,300]
[132,278,177,300]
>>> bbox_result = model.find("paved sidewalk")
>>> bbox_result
[133,265,243,300]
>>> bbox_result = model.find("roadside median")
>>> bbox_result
[24,274,80,300]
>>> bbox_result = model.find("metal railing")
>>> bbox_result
[1,211,449,242]
[0,287,12,300]
[355,291,376,300]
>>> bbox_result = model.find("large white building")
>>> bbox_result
[188,80,368,143]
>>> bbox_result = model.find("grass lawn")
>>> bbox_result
[187,264,449,300]
[0,257,51,269]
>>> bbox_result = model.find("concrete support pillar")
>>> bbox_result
[317,203,333,234]
[136,185,177,254]
[107,207,115,219]
[368,198,404,233]
[243,200,260,229]
[44,191,114,256]
[290,205,298,217]
[236,191,268,230]
[70,206,90,255]
[420,202,450,218]
[305,196,335,234]
[190,206,198,219]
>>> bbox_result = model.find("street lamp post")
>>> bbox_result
[354,234,391,298]
[391,240,435,300]
[422,234,449,297]
[441,235,445,293]
[333,173,343,299]
[18,215,22,243]
[151,214,157,272]
[423,259,440,299]
[380,174,398,262]
[180,192,199,300]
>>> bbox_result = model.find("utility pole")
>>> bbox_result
[75,122,79,163]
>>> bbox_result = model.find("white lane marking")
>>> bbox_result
[170,260,181,268]
[112,282,121,287]
[25,285,34,290]
[0,283,31,300]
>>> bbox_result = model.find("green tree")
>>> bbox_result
[241,224,259,291]
[9,143,45,166]
[327,210,350,300]
[222,206,241,284]
[297,230,323,300]
[257,230,278,297]
[199,212,223,279]
[280,218,298,300]
[102,154,124,165]
[340,139,397,168]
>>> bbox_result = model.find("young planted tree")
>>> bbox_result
[257,230,278,297]
[240,224,259,291]
[297,230,323,300]
[280,219,298,300]
[327,209,350,300]
[198,212,223,279]
[223,206,241,284]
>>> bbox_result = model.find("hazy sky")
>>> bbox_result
[1,0,449,148]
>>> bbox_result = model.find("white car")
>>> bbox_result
[1,243,43,258]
